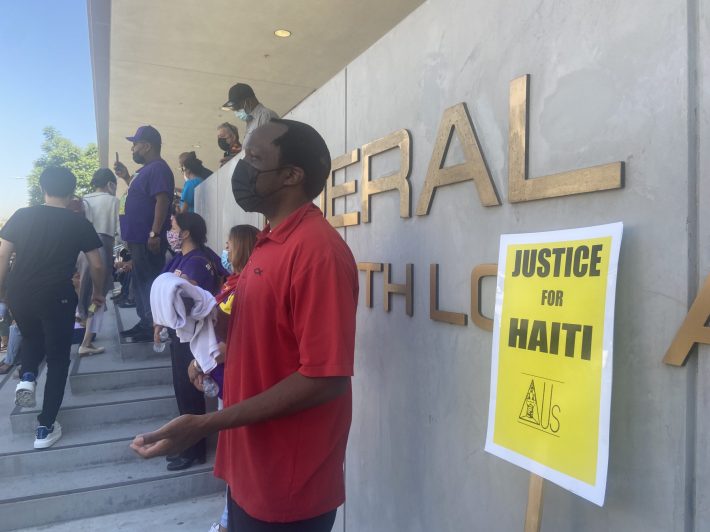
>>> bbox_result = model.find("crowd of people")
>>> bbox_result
[0,82,358,532]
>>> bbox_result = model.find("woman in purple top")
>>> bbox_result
[163,213,225,294]
[160,212,227,471]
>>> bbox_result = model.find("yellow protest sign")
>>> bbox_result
[485,223,622,506]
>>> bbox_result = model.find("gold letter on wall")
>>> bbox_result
[416,103,500,215]
[383,263,413,317]
[361,129,411,223]
[470,263,497,331]
[430,264,467,325]
[357,262,383,308]
[663,274,710,366]
[508,74,624,202]
[327,149,361,228]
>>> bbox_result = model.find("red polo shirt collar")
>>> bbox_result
[257,202,321,245]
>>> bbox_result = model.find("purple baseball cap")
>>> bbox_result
[126,125,162,146]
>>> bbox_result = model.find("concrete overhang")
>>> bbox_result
[88,0,424,178]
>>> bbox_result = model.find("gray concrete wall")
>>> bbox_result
[694,0,710,529]
[194,156,263,250]
[287,0,704,531]
[199,0,708,530]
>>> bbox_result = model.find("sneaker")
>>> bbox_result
[208,524,220,532]
[34,421,62,449]
[15,373,37,408]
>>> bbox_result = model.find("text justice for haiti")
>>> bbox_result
[315,74,624,341]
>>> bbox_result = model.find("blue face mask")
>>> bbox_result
[221,249,233,273]
[234,109,250,121]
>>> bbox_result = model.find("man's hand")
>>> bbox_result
[147,236,161,255]
[114,161,129,181]
[130,414,208,458]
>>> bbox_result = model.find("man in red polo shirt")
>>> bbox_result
[131,119,358,532]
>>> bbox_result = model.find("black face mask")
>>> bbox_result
[231,159,289,213]
[218,138,231,152]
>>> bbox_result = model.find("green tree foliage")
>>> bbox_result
[27,127,99,205]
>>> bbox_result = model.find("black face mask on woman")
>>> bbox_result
[231,159,290,213]
[218,137,231,152]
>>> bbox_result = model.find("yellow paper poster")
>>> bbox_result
[485,223,622,506]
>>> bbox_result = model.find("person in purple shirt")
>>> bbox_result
[114,126,175,342]
[160,212,228,471]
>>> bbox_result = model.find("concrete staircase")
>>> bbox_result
[0,301,224,531]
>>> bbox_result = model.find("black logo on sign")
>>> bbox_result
[518,376,561,436]
[519,380,541,425]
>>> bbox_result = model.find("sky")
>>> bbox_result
[0,1,96,220]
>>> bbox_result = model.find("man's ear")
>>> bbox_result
[283,166,305,188]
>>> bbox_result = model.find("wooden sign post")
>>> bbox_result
[524,473,544,532]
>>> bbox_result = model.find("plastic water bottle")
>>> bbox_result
[153,328,168,353]
[202,375,219,398]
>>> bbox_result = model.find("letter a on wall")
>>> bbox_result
[485,223,623,506]
[416,103,500,215]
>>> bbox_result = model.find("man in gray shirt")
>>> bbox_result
[222,83,279,146]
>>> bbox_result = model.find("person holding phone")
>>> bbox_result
[113,126,174,342]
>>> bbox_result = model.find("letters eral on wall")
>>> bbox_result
[322,74,625,227]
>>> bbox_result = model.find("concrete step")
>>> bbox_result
[73,349,172,373]
[10,394,178,434]
[119,337,170,361]
[13,382,175,410]
[0,294,223,532]
[0,463,223,531]
[0,445,215,500]
[14,492,227,532]
[0,414,180,455]
[70,365,173,394]
[0,438,138,478]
